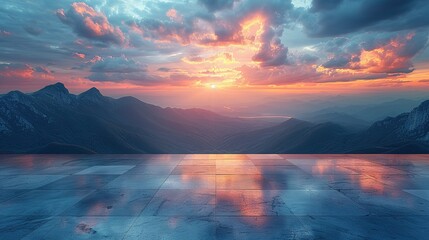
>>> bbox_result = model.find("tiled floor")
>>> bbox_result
[1,154,429,239]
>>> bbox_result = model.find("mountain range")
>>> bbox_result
[1,83,428,153]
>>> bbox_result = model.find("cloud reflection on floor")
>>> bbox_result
[1,154,429,239]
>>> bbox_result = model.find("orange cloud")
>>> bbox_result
[349,37,414,73]
[73,52,86,59]
[323,32,425,75]
[57,2,125,45]
[86,55,102,63]
[182,52,237,64]
[166,9,183,22]
[0,64,34,79]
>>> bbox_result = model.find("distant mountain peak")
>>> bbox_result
[417,100,429,110]
[33,82,73,104]
[403,100,429,133]
[3,90,29,103]
[281,118,309,126]
[80,87,102,97]
[78,87,105,103]
[36,82,69,95]
[5,90,25,98]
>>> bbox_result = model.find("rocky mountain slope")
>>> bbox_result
[0,83,265,153]
[1,83,428,153]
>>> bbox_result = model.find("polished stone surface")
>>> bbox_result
[1,154,429,239]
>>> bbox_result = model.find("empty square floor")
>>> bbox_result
[1,154,429,239]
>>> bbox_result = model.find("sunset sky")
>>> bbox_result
[0,0,429,110]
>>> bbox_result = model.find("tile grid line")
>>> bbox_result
[121,155,184,240]
[281,155,360,235]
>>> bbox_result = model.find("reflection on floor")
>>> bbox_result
[1,154,429,239]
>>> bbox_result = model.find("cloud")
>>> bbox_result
[238,64,391,85]
[196,1,294,66]
[310,0,343,12]
[166,9,183,22]
[57,2,125,45]
[87,56,166,85]
[320,31,429,74]
[86,55,102,63]
[157,67,171,72]
[168,72,228,86]
[24,25,43,36]
[34,66,52,74]
[303,0,429,37]
[132,1,294,67]
[73,53,86,59]
[1,0,428,91]
[0,64,53,84]
[198,0,235,12]
[252,26,289,66]
[131,18,196,45]
[237,29,428,85]
[298,54,320,64]
[88,72,160,84]
[214,1,294,66]
[0,30,12,37]
[182,52,237,64]
[90,56,147,73]
[0,64,34,79]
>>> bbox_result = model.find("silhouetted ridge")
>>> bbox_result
[32,82,73,104]
[35,82,69,95]
[78,87,105,103]
[0,82,264,153]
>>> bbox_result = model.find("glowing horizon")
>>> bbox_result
[0,0,428,109]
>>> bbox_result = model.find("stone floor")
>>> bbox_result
[1,154,429,239]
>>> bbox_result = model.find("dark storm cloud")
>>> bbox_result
[310,0,343,12]
[303,0,429,37]
[198,0,235,12]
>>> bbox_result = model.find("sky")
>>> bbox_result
[0,0,429,111]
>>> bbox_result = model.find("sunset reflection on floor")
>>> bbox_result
[1,154,429,239]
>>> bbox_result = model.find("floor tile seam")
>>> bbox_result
[0,191,29,204]
[333,188,375,215]
[35,173,122,191]
[18,192,100,240]
[129,170,172,218]
[18,216,58,240]
[121,163,174,240]
[53,189,97,217]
